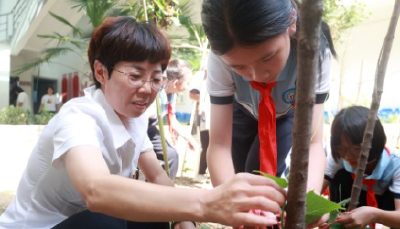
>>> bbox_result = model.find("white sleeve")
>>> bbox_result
[206,51,235,97]
[52,110,102,169]
[41,95,47,104]
[17,93,25,104]
[141,136,153,154]
[389,169,400,195]
[325,149,343,179]
[315,48,332,94]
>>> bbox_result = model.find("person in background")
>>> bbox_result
[147,59,199,179]
[189,70,210,177]
[321,106,400,229]
[38,86,60,113]
[15,86,31,112]
[0,16,288,229]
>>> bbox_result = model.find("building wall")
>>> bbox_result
[327,0,400,112]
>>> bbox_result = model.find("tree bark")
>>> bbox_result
[285,0,323,228]
[348,0,400,211]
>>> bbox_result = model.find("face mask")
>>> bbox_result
[342,160,356,173]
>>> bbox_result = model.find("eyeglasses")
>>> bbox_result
[333,145,362,161]
[112,68,167,91]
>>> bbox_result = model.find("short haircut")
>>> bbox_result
[15,86,24,93]
[166,59,192,81]
[88,17,171,88]
[330,106,386,163]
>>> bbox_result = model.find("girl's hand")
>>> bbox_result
[335,207,377,228]
[307,213,330,228]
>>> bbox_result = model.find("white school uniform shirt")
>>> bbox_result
[16,91,31,112]
[325,147,400,196]
[0,86,152,229]
[40,94,59,112]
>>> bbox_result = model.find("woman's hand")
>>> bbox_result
[202,173,286,227]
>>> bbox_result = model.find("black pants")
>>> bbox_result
[147,125,179,179]
[231,101,294,177]
[328,169,395,211]
[198,130,209,175]
[52,210,169,229]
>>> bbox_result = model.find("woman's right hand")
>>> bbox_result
[202,173,286,227]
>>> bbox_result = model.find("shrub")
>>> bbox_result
[0,105,30,125]
[0,105,55,125]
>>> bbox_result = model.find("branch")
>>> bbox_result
[285,0,323,228]
[348,0,400,211]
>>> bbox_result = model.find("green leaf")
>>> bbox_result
[200,225,211,229]
[305,191,345,225]
[326,210,346,229]
[337,198,350,208]
[49,11,82,37]
[254,170,288,188]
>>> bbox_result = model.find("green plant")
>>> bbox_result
[323,0,370,42]
[256,171,345,229]
[0,105,55,125]
[14,0,186,75]
[34,110,56,125]
[0,105,31,125]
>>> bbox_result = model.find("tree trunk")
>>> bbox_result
[348,0,400,211]
[285,0,323,228]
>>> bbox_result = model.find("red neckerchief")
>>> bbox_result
[350,147,391,228]
[249,81,277,176]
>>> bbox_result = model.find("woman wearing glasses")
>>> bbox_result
[0,17,287,229]
[322,106,400,229]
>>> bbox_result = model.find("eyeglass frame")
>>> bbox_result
[332,145,362,162]
[110,67,167,91]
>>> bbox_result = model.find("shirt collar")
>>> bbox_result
[87,87,132,149]
[366,148,391,180]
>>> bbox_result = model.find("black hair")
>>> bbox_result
[88,17,171,88]
[330,106,386,163]
[201,0,337,58]
[15,86,24,93]
[166,59,192,81]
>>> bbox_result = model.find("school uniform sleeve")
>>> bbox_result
[389,169,400,198]
[324,150,343,180]
[52,106,103,169]
[206,51,235,104]
[17,93,26,104]
[315,48,332,104]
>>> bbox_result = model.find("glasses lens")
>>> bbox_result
[127,71,146,87]
[151,75,167,90]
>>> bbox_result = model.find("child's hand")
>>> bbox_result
[335,207,377,228]
[307,213,329,229]
[173,221,196,229]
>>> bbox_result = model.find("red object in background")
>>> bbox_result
[61,74,68,104]
[67,73,73,101]
[73,72,79,98]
